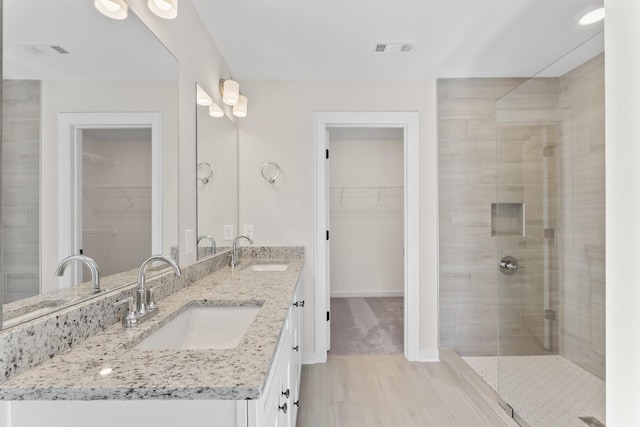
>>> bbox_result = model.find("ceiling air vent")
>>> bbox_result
[372,41,416,54]
[18,43,69,55]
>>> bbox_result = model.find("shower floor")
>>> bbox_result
[463,355,605,427]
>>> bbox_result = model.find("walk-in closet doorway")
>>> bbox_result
[314,111,421,363]
[327,127,405,356]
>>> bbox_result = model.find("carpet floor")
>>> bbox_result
[329,297,403,356]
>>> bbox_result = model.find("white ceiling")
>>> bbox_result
[4,0,176,80]
[191,0,604,80]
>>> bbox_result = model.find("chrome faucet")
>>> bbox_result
[197,234,216,254]
[230,235,253,268]
[136,255,181,318]
[55,254,101,294]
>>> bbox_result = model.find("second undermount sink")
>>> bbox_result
[249,263,288,272]
[134,305,261,351]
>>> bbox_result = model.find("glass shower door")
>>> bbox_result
[494,77,561,426]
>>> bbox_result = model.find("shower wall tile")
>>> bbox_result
[439,76,563,357]
[438,78,529,357]
[2,80,41,304]
[557,54,605,380]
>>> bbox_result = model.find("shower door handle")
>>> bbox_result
[499,256,520,275]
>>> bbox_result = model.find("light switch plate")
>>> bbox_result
[224,225,233,241]
[243,225,254,240]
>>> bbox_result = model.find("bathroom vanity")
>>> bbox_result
[0,250,304,427]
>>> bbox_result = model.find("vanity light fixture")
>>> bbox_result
[196,84,213,106]
[209,103,224,118]
[233,95,248,118]
[220,79,240,106]
[148,0,178,20]
[579,7,605,25]
[94,0,128,20]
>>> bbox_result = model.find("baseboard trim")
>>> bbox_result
[302,352,325,365]
[419,348,440,362]
[330,291,404,298]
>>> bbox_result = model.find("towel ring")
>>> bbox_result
[197,162,214,184]
[261,162,281,184]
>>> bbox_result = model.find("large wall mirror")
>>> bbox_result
[1,1,179,328]
[196,84,238,260]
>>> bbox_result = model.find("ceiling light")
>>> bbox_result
[209,103,224,118]
[94,0,128,20]
[148,0,178,20]
[579,7,605,25]
[196,84,212,106]
[220,79,240,106]
[233,95,248,118]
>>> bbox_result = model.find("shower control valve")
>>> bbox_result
[499,255,520,275]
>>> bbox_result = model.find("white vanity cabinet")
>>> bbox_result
[247,273,304,427]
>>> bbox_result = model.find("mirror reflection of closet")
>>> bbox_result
[195,84,239,260]
[82,128,152,277]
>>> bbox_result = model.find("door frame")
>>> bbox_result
[314,111,421,362]
[58,112,163,287]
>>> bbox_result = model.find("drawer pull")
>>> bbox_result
[281,389,290,398]
[293,345,299,352]
[294,400,299,407]
[293,300,305,308]
[278,402,288,414]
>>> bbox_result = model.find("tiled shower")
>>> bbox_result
[438,53,605,426]
[1,80,41,304]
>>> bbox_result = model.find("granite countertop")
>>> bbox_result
[0,257,304,401]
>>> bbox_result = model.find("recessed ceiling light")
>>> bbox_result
[579,7,605,26]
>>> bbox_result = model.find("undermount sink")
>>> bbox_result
[249,263,288,272]
[134,305,261,351]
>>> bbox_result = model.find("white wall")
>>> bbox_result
[238,79,439,359]
[329,136,404,297]
[605,0,640,424]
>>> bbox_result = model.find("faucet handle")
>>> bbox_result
[147,282,169,312]
[113,296,138,328]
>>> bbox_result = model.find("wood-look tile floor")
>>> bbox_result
[296,354,505,427]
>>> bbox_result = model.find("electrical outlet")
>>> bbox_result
[224,225,233,241]
[243,225,254,240]
[185,229,195,255]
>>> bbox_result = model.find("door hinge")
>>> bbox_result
[79,249,83,255]
[327,311,330,321]
[326,230,329,240]
[326,149,329,159]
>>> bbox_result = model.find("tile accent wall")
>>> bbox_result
[2,81,41,303]
[556,54,605,380]
[438,55,605,380]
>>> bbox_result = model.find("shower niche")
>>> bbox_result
[491,203,524,237]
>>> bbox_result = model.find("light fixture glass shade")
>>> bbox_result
[579,7,605,25]
[209,103,224,118]
[148,0,178,20]
[233,95,248,118]
[196,84,212,106]
[222,80,240,106]
[94,0,128,20]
